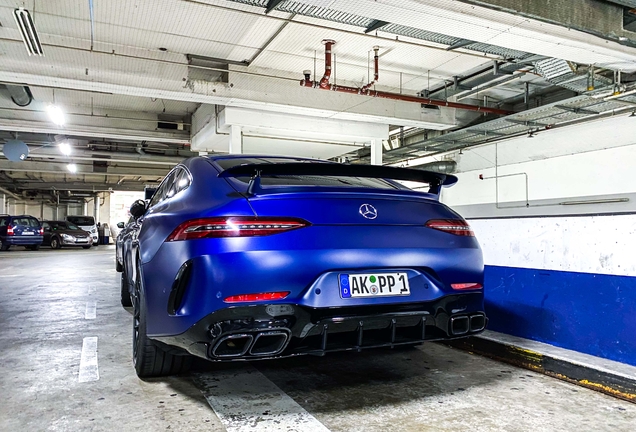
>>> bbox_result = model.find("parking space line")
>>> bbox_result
[193,367,331,432]
[85,301,96,319]
[78,337,99,383]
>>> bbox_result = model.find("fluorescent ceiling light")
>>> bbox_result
[58,141,72,155]
[13,8,43,56]
[67,164,77,173]
[46,105,65,126]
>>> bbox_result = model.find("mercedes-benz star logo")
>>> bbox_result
[359,204,378,220]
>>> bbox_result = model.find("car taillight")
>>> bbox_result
[7,226,14,236]
[425,219,474,236]
[39,227,44,235]
[167,217,310,241]
[224,291,290,303]
[451,283,483,290]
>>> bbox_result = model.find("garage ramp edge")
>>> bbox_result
[444,330,636,404]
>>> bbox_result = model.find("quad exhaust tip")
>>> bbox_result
[211,329,291,358]
[450,313,486,335]
[249,331,289,356]
[212,333,253,358]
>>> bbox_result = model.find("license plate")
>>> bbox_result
[77,238,88,242]
[22,232,34,235]
[339,273,410,298]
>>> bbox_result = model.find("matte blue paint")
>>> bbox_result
[127,155,485,338]
[485,265,636,366]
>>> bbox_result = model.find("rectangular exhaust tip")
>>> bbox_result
[13,8,44,56]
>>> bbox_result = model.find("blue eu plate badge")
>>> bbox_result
[339,274,351,298]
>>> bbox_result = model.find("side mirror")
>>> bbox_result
[129,199,147,219]
[117,222,125,229]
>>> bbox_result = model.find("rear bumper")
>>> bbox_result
[152,292,486,361]
[3,236,43,246]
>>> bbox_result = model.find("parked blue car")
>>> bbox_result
[0,214,43,251]
[121,155,486,377]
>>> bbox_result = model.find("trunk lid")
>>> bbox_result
[246,191,458,225]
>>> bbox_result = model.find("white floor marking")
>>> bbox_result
[78,337,99,383]
[194,367,331,432]
[84,301,96,319]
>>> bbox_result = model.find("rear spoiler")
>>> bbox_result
[218,162,458,195]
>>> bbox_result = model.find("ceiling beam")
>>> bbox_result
[0,118,190,144]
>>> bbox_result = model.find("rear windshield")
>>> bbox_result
[67,216,95,225]
[215,157,402,190]
[11,217,40,227]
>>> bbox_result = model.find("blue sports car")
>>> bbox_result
[120,155,486,377]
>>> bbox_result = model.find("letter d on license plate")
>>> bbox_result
[340,273,410,298]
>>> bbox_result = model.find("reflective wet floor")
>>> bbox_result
[1,247,635,431]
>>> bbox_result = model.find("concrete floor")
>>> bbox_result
[1,246,635,432]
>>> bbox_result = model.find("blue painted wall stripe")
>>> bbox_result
[485,265,636,367]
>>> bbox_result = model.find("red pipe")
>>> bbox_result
[319,39,336,89]
[301,41,513,116]
[361,46,380,94]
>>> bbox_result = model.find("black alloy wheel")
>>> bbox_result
[132,260,192,378]
[50,237,61,249]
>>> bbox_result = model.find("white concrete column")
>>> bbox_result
[0,194,5,214]
[198,151,209,156]
[83,200,88,215]
[94,196,101,223]
[229,125,243,155]
[370,138,383,165]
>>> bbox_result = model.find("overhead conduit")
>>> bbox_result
[5,85,33,107]
[301,40,512,116]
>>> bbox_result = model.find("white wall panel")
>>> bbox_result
[443,143,636,207]
[471,215,636,277]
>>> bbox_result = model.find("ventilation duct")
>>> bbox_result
[416,160,457,174]
[5,85,33,107]
[607,1,636,8]
[13,8,43,56]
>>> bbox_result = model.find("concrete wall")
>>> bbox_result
[440,119,636,366]
[2,193,112,225]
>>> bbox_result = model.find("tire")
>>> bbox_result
[50,237,62,249]
[0,239,10,251]
[116,260,123,273]
[120,270,132,307]
[132,260,191,378]
[27,245,40,251]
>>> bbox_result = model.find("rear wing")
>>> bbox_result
[218,162,458,196]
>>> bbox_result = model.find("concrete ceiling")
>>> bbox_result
[0,0,635,200]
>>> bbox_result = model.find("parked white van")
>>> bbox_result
[66,215,99,246]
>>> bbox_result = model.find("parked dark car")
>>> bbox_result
[0,214,43,251]
[66,215,99,245]
[120,155,486,378]
[115,217,138,306]
[42,221,93,249]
